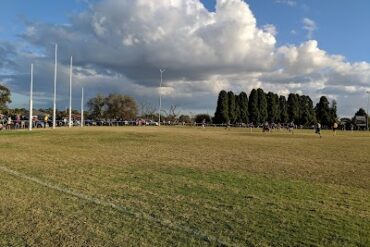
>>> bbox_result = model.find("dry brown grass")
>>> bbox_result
[1,127,370,246]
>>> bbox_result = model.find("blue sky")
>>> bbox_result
[1,0,370,116]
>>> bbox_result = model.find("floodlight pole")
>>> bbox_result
[69,56,73,128]
[29,64,34,131]
[158,69,165,126]
[81,88,84,127]
[53,43,58,129]
[367,90,370,131]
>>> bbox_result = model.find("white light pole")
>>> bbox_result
[69,56,73,128]
[158,69,165,126]
[52,43,58,129]
[81,87,84,127]
[29,64,34,131]
[367,90,370,131]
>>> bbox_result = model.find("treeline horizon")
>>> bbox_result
[214,89,338,126]
[1,83,368,126]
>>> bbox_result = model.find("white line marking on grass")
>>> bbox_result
[0,165,234,247]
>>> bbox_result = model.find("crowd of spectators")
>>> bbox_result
[0,114,26,130]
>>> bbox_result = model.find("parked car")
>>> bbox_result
[84,119,94,126]
[21,116,45,128]
[146,120,159,126]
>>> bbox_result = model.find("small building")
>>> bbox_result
[354,115,367,130]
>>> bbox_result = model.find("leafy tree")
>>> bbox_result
[257,88,268,124]
[267,92,279,123]
[315,96,331,126]
[104,94,122,119]
[87,94,137,120]
[105,94,137,119]
[195,114,211,124]
[0,84,11,112]
[279,95,289,123]
[87,94,106,119]
[8,108,27,116]
[237,91,248,123]
[228,91,236,123]
[287,93,300,123]
[38,108,53,116]
[214,90,229,124]
[248,89,259,124]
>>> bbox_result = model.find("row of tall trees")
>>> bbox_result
[214,91,249,124]
[214,89,338,126]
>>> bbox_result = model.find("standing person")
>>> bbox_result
[0,115,4,131]
[7,116,12,129]
[315,122,322,138]
[44,115,49,128]
[21,116,26,129]
[202,118,206,128]
[263,121,270,133]
[225,120,231,130]
[332,121,338,136]
[288,121,294,134]
[15,114,21,129]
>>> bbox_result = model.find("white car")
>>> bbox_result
[146,120,159,126]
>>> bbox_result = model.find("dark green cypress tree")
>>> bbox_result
[238,91,249,123]
[315,96,331,126]
[298,95,311,126]
[235,94,241,123]
[267,92,273,122]
[267,92,279,123]
[298,94,316,126]
[214,90,229,124]
[297,94,302,124]
[257,88,268,124]
[274,93,280,123]
[248,89,259,124]
[306,95,316,125]
[279,95,288,123]
[287,93,300,123]
[330,100,338,123]
[228,91,236,123]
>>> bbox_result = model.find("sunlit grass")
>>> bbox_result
[1,127,370,246]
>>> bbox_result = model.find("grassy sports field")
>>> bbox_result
[0,127,369,246]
